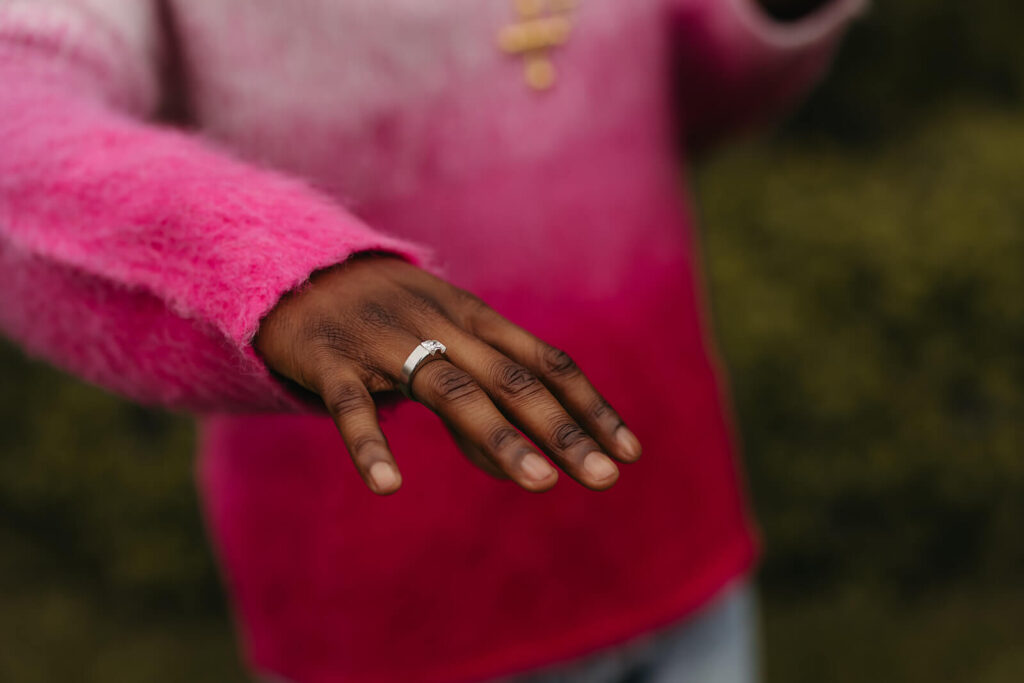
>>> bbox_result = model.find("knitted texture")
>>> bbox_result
[0,30,435,412]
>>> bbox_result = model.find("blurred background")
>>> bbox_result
[2,1,1022,680]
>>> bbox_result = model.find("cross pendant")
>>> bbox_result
[498,0,578,90]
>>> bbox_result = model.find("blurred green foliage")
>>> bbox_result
[1,1,1023,680]
[0,343,246,681]
[699,106,1024,598]
[785,0,1024,144]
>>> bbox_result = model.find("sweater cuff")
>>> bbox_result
[215,230,440,414]
[724,0,869,52]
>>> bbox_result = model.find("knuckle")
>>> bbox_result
[588,397,617,423]
[457,286,486,308]
[429,365,481,404]
[307,316,356,351]
[550,420,588,451]
[459,289,490,317]
[485,425,522,454]
[350,435,388,459]
[491,360,543,399]
[323,382,370,418]
[295,358,331,394]
[404,289,443,317]
[357,301,400,329]
[304,316,383,373]
[360,366,393,393]
[540,346,579,378]
[456,289,496,333]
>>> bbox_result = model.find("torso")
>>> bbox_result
[184,2,757,681]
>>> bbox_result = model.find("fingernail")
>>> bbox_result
[521,452,555,482]
[370,462,399,492]
[583,452,618,481]
[615,427,642,461]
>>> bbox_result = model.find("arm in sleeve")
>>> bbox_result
[667,0,869,149]
[0,1,437,413]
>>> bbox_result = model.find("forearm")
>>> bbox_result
[0,39,434,413]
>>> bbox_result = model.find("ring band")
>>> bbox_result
[400,340,447,398]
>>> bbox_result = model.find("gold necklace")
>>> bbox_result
[497,0,578,90]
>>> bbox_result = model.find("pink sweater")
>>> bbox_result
[0,1,864,681]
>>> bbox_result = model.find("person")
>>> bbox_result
[0,0,866,681]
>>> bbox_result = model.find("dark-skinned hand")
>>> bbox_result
[254,253,642,495]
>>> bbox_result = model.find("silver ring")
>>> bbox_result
[399,340,447,398]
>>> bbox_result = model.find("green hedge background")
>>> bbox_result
[2,1,1022,680]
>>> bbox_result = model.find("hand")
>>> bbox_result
[254,253,642,496]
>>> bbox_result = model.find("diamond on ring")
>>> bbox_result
[420,340,446,355]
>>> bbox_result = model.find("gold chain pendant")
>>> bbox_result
[497,0,578,91]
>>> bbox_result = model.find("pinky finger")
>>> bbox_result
[321,373,402,495]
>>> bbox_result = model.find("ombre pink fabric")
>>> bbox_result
[0,1,865,681]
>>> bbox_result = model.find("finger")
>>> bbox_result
[436,323,621,490]
[319,368,402,495]
[466,307,642,464]
[444,422,510,480]
[406,357,559,492]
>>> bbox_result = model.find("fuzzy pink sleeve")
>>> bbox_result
[668,0,868,147]
[0,2,436,413]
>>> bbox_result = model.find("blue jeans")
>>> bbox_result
[260,581,757,683]
[491,580,758,683]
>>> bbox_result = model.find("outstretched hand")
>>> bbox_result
[255,254,641,495]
